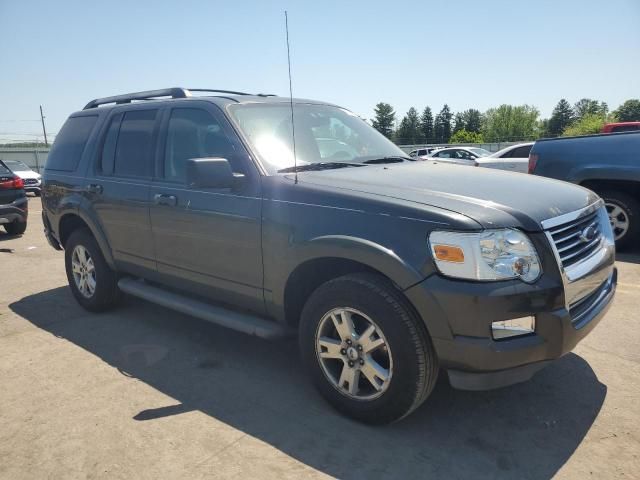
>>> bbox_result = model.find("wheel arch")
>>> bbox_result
[280,235,427,328]
[58,210,115,269]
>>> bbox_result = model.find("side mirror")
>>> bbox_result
[185,158,245,189]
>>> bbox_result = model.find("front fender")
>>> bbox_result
[298,235,424,290]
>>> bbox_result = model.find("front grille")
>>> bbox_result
[24,178,38,185]
[548,209,603,268]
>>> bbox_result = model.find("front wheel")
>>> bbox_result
[299,273,438,424]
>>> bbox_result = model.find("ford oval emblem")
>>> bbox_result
[579,224,598,243]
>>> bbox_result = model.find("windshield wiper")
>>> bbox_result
[277,162,365,173]
[360,156,413,164]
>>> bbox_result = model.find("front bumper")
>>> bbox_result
[404,228,616,390]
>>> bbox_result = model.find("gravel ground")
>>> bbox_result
[1,197,639,479]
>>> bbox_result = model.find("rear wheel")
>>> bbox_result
[4,220,27,235]
[600,191,639,250]
[299,273,438,424]
[65,228,120,311]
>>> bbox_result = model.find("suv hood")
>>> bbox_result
[299,162,598,231]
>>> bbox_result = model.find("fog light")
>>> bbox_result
[492,316,535,340]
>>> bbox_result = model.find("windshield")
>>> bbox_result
[5,160,31,172]
[228,103,408,173]
[469,148,491,157]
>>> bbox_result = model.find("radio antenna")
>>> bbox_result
[285,11,298,184]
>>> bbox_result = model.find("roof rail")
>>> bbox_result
[188,89,276,97]
[83,88,189,109]
[83,88,277,110]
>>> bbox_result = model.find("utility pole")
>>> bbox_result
[39,105,48,146]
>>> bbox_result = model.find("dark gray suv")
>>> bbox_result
[42,88,617,424]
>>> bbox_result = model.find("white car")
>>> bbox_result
[421,146,492,166]
[4,160,42,195]
[475,142,533,173]
[409,147,443,158]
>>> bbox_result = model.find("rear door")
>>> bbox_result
[87,106,158,276]
[149,102,264,311]
[502,145,532,172]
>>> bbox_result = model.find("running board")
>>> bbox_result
[117,277,291,340]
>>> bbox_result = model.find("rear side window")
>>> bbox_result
[511,145,532,157]
[114,110,157,177]
[46,115,98,171]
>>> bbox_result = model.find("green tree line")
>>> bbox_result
[372,99,640,145]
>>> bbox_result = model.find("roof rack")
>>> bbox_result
[83,88,276,109]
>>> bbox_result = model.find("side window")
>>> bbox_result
[455,150,471,159]
[113,109,157,178]
[500,148,514,158]
[512,145,532,157]
[100,113,122,174]
[436,151,451,158]
[164,108,236,182]
[46,115,98,171]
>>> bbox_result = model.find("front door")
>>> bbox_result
[149,103,264,312]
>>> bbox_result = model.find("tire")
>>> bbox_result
[4,220,27,235]
[299,272,438,424]
[64,228,121,312]
[599,190,640,250]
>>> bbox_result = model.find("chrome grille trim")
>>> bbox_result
[540,200,602,230]
[543,200,616,313]
[547,206,604,268]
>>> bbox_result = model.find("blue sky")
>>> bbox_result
[1,0,639,141]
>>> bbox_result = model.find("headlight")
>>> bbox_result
[429,229,541,282]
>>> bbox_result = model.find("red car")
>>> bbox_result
[601,122,640,133]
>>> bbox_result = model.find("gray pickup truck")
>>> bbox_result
[530,132,640,249]
[42,88,617,424]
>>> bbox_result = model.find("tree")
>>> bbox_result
[395,107,421,144]
[449,129,484,144]
[434,104,453,143]
[562,113,609,137]
[482,104,540,142]
[574,98,607,120]
[419,107,434,143]
[371,102,396,139]
[462,109,482,133]
[613,99,640,122]
[453,112,465,134]
[547,99,575,136]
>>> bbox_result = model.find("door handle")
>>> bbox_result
[154,193,177,206]
[86,183,103,194]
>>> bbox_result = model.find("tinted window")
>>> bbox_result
[164,108,236,182]
[46,115,98,171]
[113,110,157,177]
[0,162,10,175]
[100,113,122,175]
[511,145,532,157]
